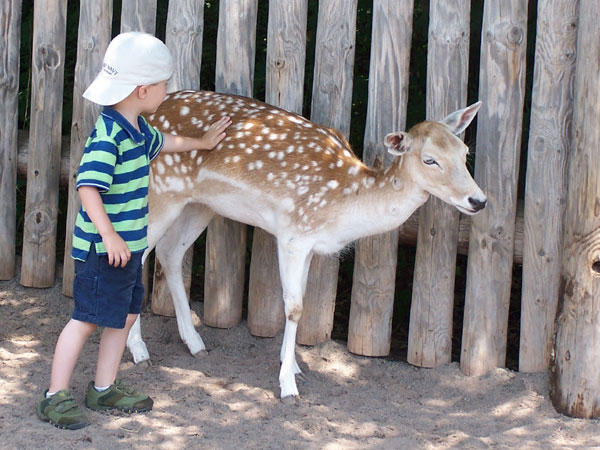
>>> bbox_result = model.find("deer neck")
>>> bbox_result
[317,156,429,246]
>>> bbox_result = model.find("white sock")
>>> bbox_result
[94,385,110,392]
[46,391,56,398]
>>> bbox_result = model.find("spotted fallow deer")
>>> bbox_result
[126,90,486,400]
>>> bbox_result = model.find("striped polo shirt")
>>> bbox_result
[72,107,164,261]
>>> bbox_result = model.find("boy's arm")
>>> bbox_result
[162,116,232,153]
[78,186,131,268]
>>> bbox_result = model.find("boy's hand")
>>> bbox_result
[161,117,232,153]
[102,230,131,267]
[201,116,232,150]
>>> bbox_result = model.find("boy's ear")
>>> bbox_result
[136,86,146,98]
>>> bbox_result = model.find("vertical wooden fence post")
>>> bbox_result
[20,0,67,288]
[0,0,22,280]
[204,0,257,328]
[62,0,113,297]
[120,0,157,34]
[519,0,578,372]
[460,0,528,376]
[551,0,600,419]
[347,0,413,357]
[247,0,308,337]
[297,0,358,345]
[407,0,471,367]
[151,0,205,317]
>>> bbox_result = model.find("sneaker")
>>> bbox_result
[37,389,89,430]
[85,380,153,413]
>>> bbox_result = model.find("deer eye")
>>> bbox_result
[423,157,437,166]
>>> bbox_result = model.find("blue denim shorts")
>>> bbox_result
[72,245,144,329]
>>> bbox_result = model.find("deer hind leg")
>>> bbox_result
[154,203,215,356]
[277,239,313,399]
[128,199,189,363]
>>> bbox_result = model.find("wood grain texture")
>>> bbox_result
[407,0,470,368]
[347,0,413,357]
[551,0,600,419]
[61,0,111,297]
[151,0,205,316]
[20,0,67,287]
[204,0,257,328]
[247,0,308,338]
[519,0,577,373]
[0,0,22,280]
[461,0,528,376]
[120,0,157,34]
[297,0,357,345]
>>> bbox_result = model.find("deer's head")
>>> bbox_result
[384,102,486,215]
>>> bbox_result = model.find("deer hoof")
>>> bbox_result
[280,395,299,405]
[192,349,209,358]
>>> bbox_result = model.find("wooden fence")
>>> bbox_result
[0,0,583,381]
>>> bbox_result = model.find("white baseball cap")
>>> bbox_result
[83,32,174,106]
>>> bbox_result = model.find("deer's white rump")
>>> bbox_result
[126,90,487,400]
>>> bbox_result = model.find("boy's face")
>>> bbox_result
[140,80,169,114]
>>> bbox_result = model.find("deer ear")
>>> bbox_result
[441,101,482,136]
[384,132,413,156]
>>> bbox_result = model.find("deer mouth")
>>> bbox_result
[455,204,479,215]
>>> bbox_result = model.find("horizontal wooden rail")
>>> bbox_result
[16,130,525,264]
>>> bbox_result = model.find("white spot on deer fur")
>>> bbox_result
[348,166,359,176]
[302,165,309,171]
[155,162,165,175]
[267,173,275,181]
[293,163,300,170]
[173,154,181,163]
[281,197,295,213]
[196,156,203,165]
[190,150,198,159]
[165,176,184,192]
[159,115,165,122]
[343,150,352,158]
[233,156,241,163]
[255,161,263,169]
[281,172,288,179]
[248,162,255,171]
[281,161,287,167]
[269,133,278,140]
[245,149,253,154]
[277,152,284,160]
[264,144,271,150]
[149,114,155,121]
[298,186,309,196]
[164,154,173,166]
[162,120,170,130]
[289,116,303,125]
[244,123,254,130]
[286,146,295,154]
[236,132,244,139]
[224,157,231,163]
[261,127,271,134]
[336,160,343,168]
[180,106,190,116]
[326,180,339,189]
[319,199,328,207]
[255,136,263,141]
[268,151,276,159]
[181,165,188,174]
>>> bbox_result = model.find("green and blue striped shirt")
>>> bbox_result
[72,107,164,261]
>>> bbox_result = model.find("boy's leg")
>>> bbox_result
[95,313,138,387]
[49,319,97,393]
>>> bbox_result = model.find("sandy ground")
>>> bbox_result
[2,268,600,450]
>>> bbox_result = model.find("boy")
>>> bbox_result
[37,32,231,429]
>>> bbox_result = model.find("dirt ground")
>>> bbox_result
[2,266,600,450]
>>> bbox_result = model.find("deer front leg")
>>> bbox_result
[277,240,313,400]
[155,204,215,356]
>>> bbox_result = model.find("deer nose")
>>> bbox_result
[468,197,487,211]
